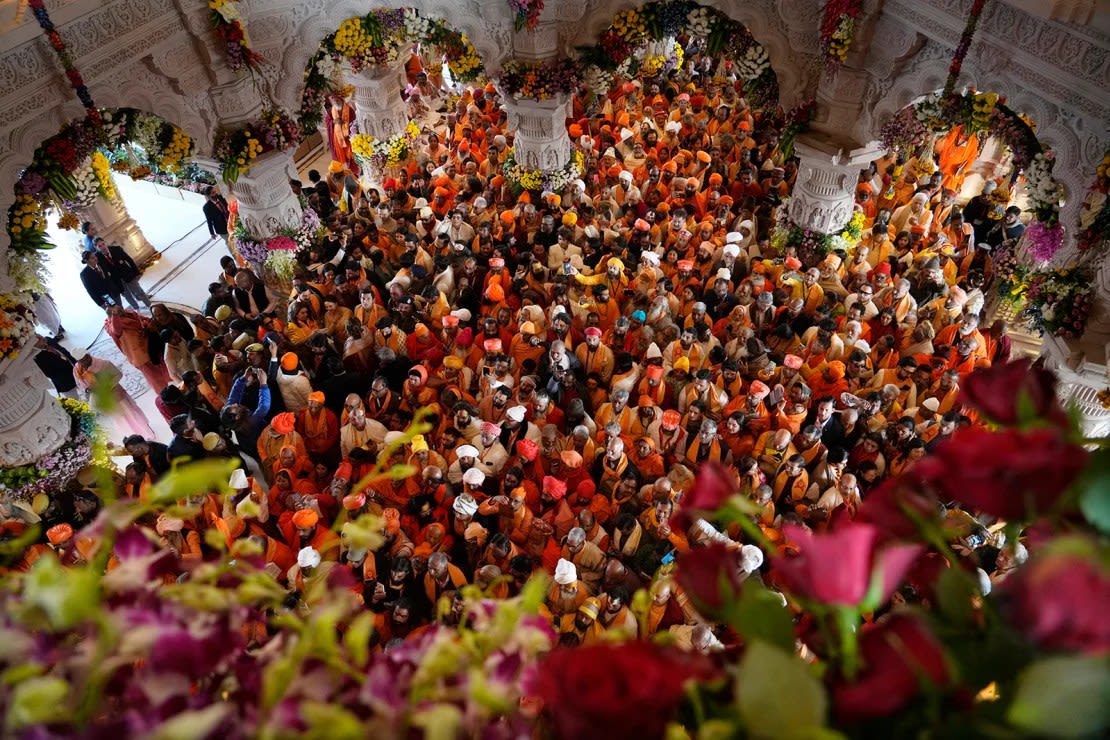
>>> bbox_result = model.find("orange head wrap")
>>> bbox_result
[292,509,319,529]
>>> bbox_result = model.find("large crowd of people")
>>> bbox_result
[12,50,1025,650]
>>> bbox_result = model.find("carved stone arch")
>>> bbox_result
[259,0,506,119]
[572,0,813,108]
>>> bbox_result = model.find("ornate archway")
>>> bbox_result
[5,108,197,295]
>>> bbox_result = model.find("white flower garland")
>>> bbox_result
[70,160,100,209]
[735,45,770,81]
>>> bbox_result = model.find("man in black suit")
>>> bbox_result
[79,250,121,310]
[31,335,79,398]
[92,236,151,311]
[203,186,230,244]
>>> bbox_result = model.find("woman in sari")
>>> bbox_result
[104,305,170,391]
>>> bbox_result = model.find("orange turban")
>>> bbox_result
[281,352,298,371]
[516,438,538,461]
[47,523,73,545]
[486,283,505,302]
[696,150,712,163]
[826,361,846,380]
[308,391,325,404]
[568,123,583,138]
[500,209,516,225]
[272,412,296,435]
[383,508,401,534]
[491,175,506,188]
[608,165,622,177]
[292,509,319,529]
[708,173,723,185]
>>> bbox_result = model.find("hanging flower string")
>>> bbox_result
[26,0,99,127]
[820,0,864,74]
[208,0,265,73]
[508,0,544,32]
[942,0,989,102]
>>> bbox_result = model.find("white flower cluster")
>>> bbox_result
[130,112,165,160]
[264,249,297,281]
[686,7,713,37]
[100,110,124,150]
[315,53,341,83]
[0,293,36,355]
[546,156,584,192]
[735,45,770,81]
[403,9,433,40]
[1025,152,1062,215]
[582,65,613,97]
[70,160,101,209]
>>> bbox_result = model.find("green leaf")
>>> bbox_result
[731,584,794,653]
[150,705,230,740]
[301,701,364,739]
[1078,450,1110,534]
[21,555,100,630]
[261,654,298,711]
[6,676,70,731]
[410,704,463,740]
[935,567,978,626]
[1007,654,1110,738]
[519,571,550,614]
[147,458,239,506]
[345,611,375,669]
[737,641,827,739]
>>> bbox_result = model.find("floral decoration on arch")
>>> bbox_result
[350,121,422,171]
[880,90,1063,256]
[495,58,582,101]
[503,149,585,194]
[0,397,103,500]
[576,0,776,109]
[820,0,864,73]
[771,211,866,267]
[208,0,264,73]
[1021,265,1093,340]
[299,9,484,132]
[231,206,324,282]
[1076,147,1110,255]
[213,109,302,184]
[6,109,194,291]
[508,0,544,32]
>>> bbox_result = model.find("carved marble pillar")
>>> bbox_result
[511,19,561,62]
[208,74,264,128]
[501,94,573,173]
[788,136,885,235]
[227,150,303,240]
[81,190,158,268]
[345,60,410,141]
[0,344,72,468]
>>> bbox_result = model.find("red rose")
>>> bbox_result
[959,359,1068,428]
[854,478,941,544]
[532,641,714,740]
[675,462,735,528]
[773,523,922,607]
[999,545,1110,655]
[832,613,952,722]
[913,428,1087,521]
[675,543,742,618]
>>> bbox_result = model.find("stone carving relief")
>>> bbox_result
[0,351,71,467]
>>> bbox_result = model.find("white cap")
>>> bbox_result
[554,558,577,585]
[619,170,633,182]
[664,121,681,134]
[229,469,248,489]
[297,546,321,569]
[620,128,634,142]
[645,342,662,359]
[640,250,660,266]
[740,544,764,573]
[723,244,740,259]
[462,467,486,486]
[922,397,941,413]
[506,406,526,422]
[725,232,742,244]
[414,198,428,209]
[854,339,871,354]
[456,444,479,459]
[419,207,434,219]
[474,197,487,208]
[453,493,478,517]
[716,268,732,281]
[603,146,616,158]
[451,308,472,323]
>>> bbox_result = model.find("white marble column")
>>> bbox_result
[502,94,573,172]
[345,60,410,141]
[787,135,885,235]
[227,149,303,240]
[0,335,71,468]
[511,19,561,61]
[81,189,158,268]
